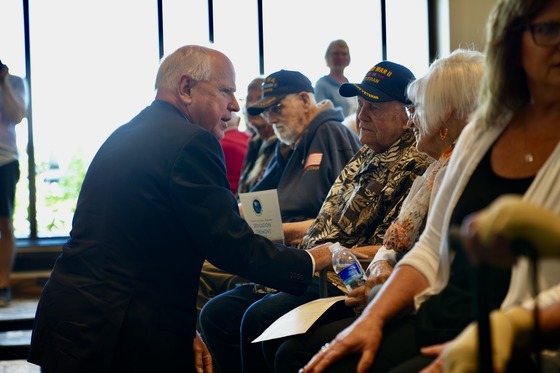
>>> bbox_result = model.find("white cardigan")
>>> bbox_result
[397,112,560,311]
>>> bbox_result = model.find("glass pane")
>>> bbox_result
[164,0,261,132]
[262,0,382,88]
[1,0,29,238]
[386,0,430,77]
[28,0,159,237]
[163,0,209,53]
[5,0,433,240]
[213,0,261,132]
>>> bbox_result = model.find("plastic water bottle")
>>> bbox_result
[329,242,366,291]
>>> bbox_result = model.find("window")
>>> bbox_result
[3,0,429,243]
[2,0,29,238]
[261,0,383,89]
[7,0,158,238]
[386,0,430,77]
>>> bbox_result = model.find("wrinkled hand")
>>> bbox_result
[193,331,213,373]
[345,260,392,314]
[365,260,393,286]
[345,283,371,315]
[299,313,384,373]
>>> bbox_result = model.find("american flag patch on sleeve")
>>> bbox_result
[304,152,323,170]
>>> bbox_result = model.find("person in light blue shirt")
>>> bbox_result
[314,40,357,118]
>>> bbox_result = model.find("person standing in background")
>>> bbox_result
[0,59,27,307]
[315,40,357,119]
[220,112,250,196]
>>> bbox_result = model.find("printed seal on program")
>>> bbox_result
[252,198,263,215]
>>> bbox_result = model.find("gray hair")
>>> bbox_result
[407,49,484,138]
[155,45,214,90]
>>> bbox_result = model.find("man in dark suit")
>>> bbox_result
[27,45,333,373]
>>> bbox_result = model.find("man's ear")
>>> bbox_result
[178,74,195,104]
[299,92,311,108]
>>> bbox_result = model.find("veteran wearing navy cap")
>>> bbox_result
[339,61,414,104]
[199,62,432,373]
[243,70,361,225]
[334,61,421,155]
[247,69,315,117]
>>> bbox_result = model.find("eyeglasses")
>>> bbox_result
[261,100,285,120]
[525,22,560,47]
[404,105,415,121]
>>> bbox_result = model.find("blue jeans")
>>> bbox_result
[199,277,344,373]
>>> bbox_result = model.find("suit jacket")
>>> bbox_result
[28,100,313,373]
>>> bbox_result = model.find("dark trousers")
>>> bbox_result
[199,278,344,373]
[0,160,20,216]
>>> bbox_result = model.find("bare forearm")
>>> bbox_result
[361,264,429,324]
[283,220,314,246]
[354,244,381,258]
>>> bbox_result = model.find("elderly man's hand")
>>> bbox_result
[344,283,371,314]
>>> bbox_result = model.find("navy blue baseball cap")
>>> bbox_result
[339,61,415,104]
[247,69,314,115]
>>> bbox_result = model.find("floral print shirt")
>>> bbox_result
[297,129,432,293]
[382,145,453,254]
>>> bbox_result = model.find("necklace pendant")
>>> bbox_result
[525,153,534,163]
